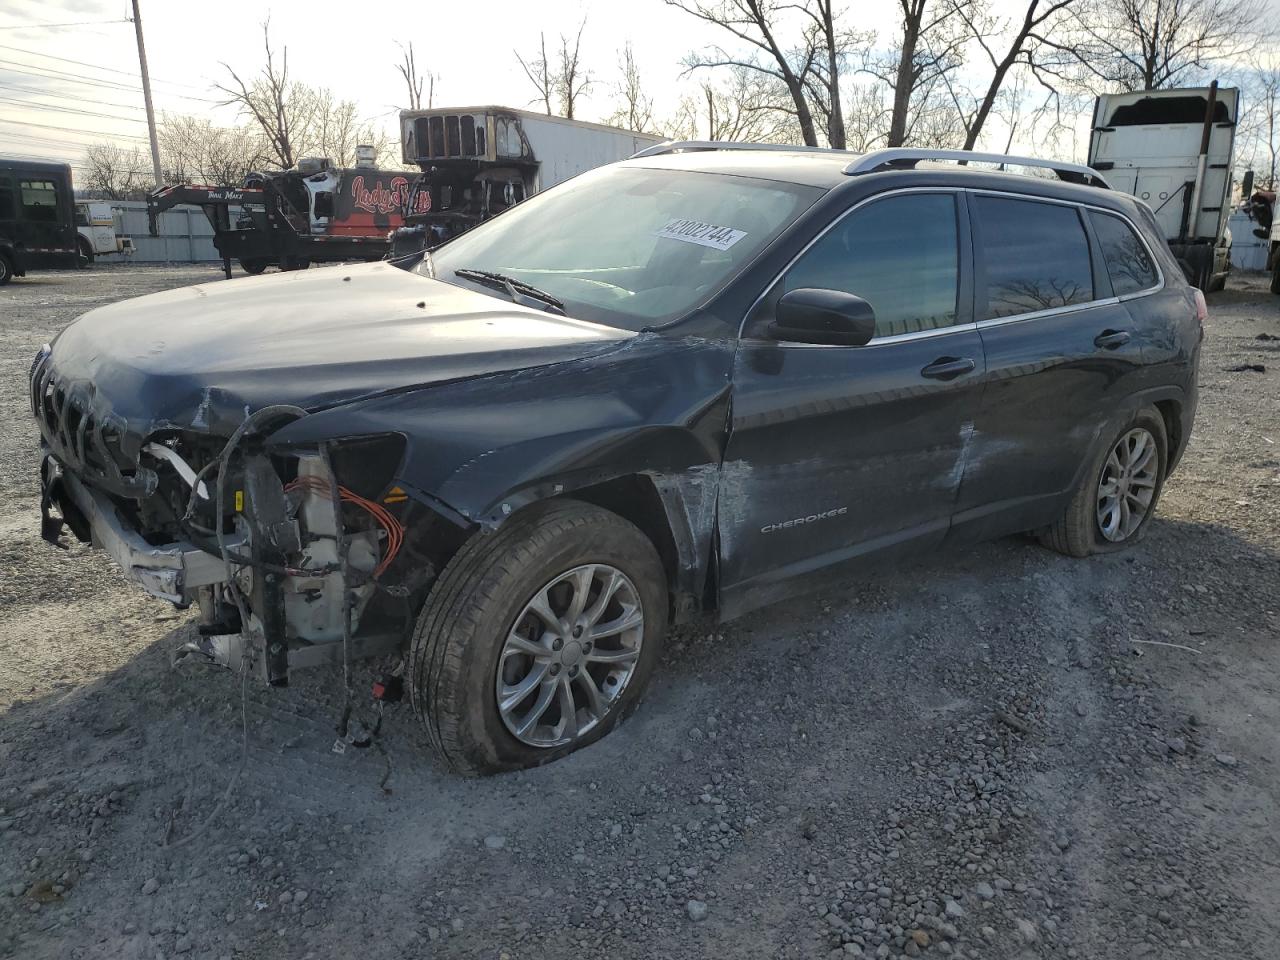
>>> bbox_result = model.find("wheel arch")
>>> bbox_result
[559,471,717,624]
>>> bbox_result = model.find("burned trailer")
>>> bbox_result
[148,147,416,279]
[391,106,663,254]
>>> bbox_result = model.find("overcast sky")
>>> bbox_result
[0,0,1270,179]
[0,0,940,177]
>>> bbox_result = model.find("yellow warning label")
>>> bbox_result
[383,485,408,504]
[234,490,244,512]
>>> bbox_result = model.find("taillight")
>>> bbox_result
[1192,288,1207,333]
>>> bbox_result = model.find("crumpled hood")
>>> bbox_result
[46,261,632,434]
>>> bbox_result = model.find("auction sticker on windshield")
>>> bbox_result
[655,218,747,251]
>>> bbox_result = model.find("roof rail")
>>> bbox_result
[845,148,1112,188]
[629,140,856,160]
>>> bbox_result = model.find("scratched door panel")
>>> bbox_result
[718,330,986,619]
[717,189,984,619]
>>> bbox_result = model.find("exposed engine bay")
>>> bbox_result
[33,379,431,688]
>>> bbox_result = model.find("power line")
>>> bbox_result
[0,59,217,101]
[0,19,131,31]
[0,116,149,142]
[0,95,148,124]
[0,79,145,112]
[0,40,209,91]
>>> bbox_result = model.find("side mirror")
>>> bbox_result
[768,288,876,346]
[313,191,334,219]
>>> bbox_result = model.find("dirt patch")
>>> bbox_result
[1,264,1277,960]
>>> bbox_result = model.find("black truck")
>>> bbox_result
[0,157,82,284]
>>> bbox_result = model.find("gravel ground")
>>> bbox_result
[1,262,1278,960]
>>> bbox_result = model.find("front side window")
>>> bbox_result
[780,193,960,337]
[975,196,1094,319]
[0,179,13,221]
[1090,210,1159,296]
[425,166,821,330]
[20,179,60,223]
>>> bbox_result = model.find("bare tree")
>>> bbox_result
[669,67,803,142]
[1238,49,1280,188]
[871,0,971,147]
[939,0,1085,150]
[157,114,266,186]
[1072,0,1263,91]
[215,21,394,172]
[840,83,893,151]
[666,0,820,146]
[797,1,873,148]
[555,19,594,120]
[81,143,150,199]
[515,33,555,115]
[396,42,433,110]
[606,42,656,131]
[216,21,314,169]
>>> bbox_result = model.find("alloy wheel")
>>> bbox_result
[1096,427,1158,542]
[495,563,645,748]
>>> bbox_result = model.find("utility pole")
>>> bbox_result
[131,0,164,188]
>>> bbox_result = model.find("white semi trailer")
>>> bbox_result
[392,106,664,254]
[1088,82,1239,292]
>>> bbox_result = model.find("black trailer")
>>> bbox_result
[0,157,82,284]
[148,175,392,280]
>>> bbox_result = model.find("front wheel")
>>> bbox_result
[76,236,94,268]
[239,258,268,275]
[0,255,12,286]
[1040,408,1168,557]
[409,500,667,775]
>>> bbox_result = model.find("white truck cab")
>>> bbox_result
[74,201,134,264]
[1088,83,1238,291]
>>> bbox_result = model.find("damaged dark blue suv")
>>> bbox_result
[33,145,1203,774]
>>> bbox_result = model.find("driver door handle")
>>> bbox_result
[1094,329,1132,349]
[921,356,976,381]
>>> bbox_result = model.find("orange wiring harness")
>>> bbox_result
[285,476,405,578]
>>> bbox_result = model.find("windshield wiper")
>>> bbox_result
[453,268,565,315]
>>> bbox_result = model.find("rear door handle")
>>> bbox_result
[1094,329,1132,349]
[921,357,976,381]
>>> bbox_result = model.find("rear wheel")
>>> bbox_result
[76,236,94,268]
[0,255,11,286]
[409,500,667,775]
[1040,408,1167,557]
[239,258,268,275]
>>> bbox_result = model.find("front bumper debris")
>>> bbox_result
[44,457,234,604]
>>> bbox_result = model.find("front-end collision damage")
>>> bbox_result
[38,396,435,686]
[267,332,736,622]
[36,322,737,690]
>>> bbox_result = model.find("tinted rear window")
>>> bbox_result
[975,196,1094,320]
[1089,210,1159,296]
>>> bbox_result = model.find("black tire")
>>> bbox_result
[280,257,310,272]
[239,258,268,275]
[1040,407,1168,558]
[1271,257,1280,295]
[0,255,11,286]
[76,236,94,268]
[409,499,668,775]
[1208,271,1226,293]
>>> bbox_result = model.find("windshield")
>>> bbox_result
[422,165,822,330]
